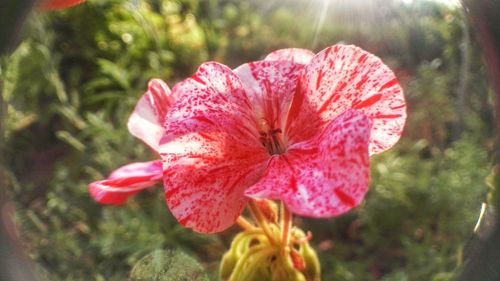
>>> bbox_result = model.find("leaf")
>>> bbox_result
[129,249,209,281]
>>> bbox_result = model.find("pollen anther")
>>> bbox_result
[259,128,285,155]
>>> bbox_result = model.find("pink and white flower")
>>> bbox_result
[89,44,406,234]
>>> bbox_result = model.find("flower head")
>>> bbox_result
[89,44,406,234]
[159,44,405,233]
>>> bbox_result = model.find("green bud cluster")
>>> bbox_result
[220,227,321,281]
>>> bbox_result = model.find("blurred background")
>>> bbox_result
[1,0,495,280]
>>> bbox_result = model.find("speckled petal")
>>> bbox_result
[264,48,315,65]
[159,62,269,233]
[234,60,304,132]
[245,110,370,217]
[89,160,163,205]
[287,44,406,154]
[127,79,173,151]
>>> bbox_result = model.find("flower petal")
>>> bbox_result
[234,60,304,132]
[245,110,370,217]
[39,0,85,10]
[127,79,173,151]
[159,62,269,233]
[288,44,406,154]
[264,48,315,65]
[89,160,163,205]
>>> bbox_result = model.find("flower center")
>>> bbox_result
[259,125,286,155]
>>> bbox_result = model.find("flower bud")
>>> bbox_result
[220,250,239,280]
[220,224,321,281]
[300,242,321,281]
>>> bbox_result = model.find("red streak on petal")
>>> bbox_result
[148,83,170,125]
[358,53,368,64]
[178,214,192,226]
[291,146,318,155]
[191,75,205,85]
[352,94,383,109]
[375,114,403,119]
[289,174,298,192]
[225,168,257,196]
[280,155,299,193]
[286,79,305,128]
[390,103,406,110]
[165,187,180,199]
[249,62,260,80]
[206,165,229,176]
[198,132,216,142]
[334,189,356,208]
[225,75,234,89]
[355,75,369,90]
[234,125,255,140]
[318,93,341,114]
[316,69,324,90]
[379,78,398,91]
[336,81,348,93]
[192,116,215,126]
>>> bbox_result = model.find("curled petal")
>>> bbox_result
[39,0,85,10]
[264,48,315,65]
[234,60,304,131]
[127,79,173,151]
[89,160,163,205]
[160,62,269,233]
[288,44,406,154]
[246,110,370,217]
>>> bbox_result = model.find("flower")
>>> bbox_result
[38,0,85,10]
[160,44,405,233]
[89,44,406,234]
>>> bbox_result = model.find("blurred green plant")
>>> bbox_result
[0,0,494,280]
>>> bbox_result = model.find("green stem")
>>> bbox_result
[236,216,256,231]
[280,201,292,251]
[249,200,278,245]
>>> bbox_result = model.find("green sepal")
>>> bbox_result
[300,242,321,281]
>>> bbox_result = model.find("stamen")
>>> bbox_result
[258,127,286,155]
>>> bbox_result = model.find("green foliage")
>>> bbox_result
[1,0,494,280]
